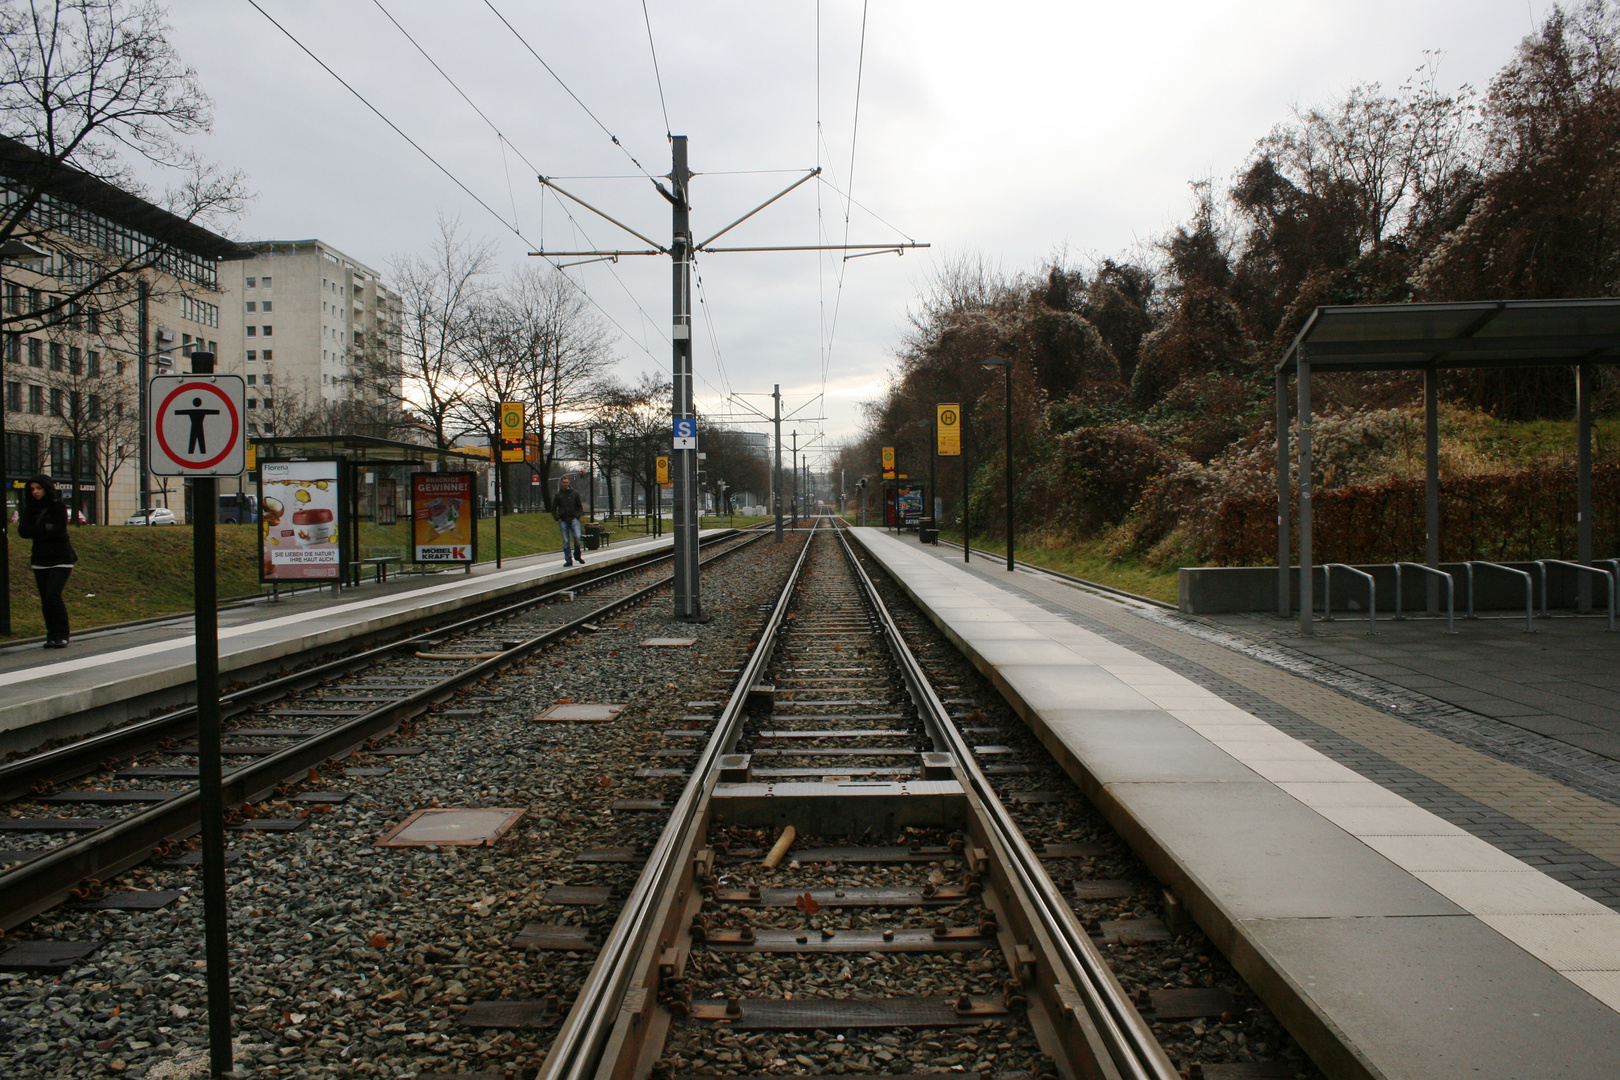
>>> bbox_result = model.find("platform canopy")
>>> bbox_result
[1276,297,1620,373]
[249,434,486,468]
[1274,299,1620,636]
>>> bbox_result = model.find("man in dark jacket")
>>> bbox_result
[553,475,585,567]
[16,474,77,648]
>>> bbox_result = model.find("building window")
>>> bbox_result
[27,384,41,414]
[246,374,256,385]
[261,396,272,409]
[246,350,256,361]
[3,282,17,314]
[261,301,272,313]
[48,387,62,416]
[262,325,271,336]
[245,301,255,312]
[48,342,61,371]
[208,340,216,353]
[4,333,17,365]
[261,276,272,288]
[245,277,255,288]
[261,350,271,361]
[88,394,99,421]
[86,308,99,334]
[27,288,40,313]
[27,338,40,367]
[245,326,255,337]
[66,301,80,330]
[4,382,17,412]
[246,398,257,410]
[7,431,39,472]
[116,360,125,376]
[68,345,80,375]
[262,373,272,385]
[86,351,98,377]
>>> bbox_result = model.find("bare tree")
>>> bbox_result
[390,216,494,449]
[0,0,251,332]
[590,373,669,519]
[83,357,137,522]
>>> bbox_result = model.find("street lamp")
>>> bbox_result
[0,239,51,636]
[981,357,1014,572]
[855,477,868,526]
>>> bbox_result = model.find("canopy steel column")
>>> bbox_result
[1275,370,1289,616]
[1578,362,1594,612]
[1425,367,1441,614]
[1297,355,1314,636]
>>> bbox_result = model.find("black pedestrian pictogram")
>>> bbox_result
[175,397,221,454]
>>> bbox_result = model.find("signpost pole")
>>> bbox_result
[184,352,233,1077]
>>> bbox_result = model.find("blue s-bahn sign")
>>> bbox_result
[673,417,697,449]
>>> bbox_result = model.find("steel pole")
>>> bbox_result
[670,136,701,618]
[0,264,9,637]
[772,385,783,542]
[189,351,233,1078]
[1003,366,1014,572]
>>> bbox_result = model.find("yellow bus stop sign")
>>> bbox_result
[936,404,960,456]
[881,446,896,478]
[656,455,670,485]
[500,402,525,463]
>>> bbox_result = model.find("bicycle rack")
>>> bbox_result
[1393,563,1456,634]
[1323,563,1378,634]
[1536,560,1617,632]
[1464,561,1536,633]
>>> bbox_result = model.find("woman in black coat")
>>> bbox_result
[16,473,77,648]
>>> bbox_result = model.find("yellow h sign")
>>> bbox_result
[881,446,895,478]
[936,404,961,457]
[500,402,525,463]
[656,455,670,486]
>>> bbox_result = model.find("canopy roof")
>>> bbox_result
[251,435,486,467]
[1276,298,1620,374]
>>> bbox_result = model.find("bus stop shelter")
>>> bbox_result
[1275,298,1620,635]
[250,435,488,585]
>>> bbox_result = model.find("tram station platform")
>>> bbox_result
[850,527,1620,1080]
[0,528,708,752]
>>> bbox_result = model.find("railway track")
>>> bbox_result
[537,517,1180,1080]
[0,528,765,932]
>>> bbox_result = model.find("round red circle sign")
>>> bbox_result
[155,380,241,470]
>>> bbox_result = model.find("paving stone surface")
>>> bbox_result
[900,545,1620,911]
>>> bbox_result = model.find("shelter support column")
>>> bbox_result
[1276,369,1290,616]
[1425,367,1440,614]
[1578,363,1594,613]
[1298,356,1313,636]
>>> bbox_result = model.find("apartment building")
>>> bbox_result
[221,240,401,432]
[0,135,247,522]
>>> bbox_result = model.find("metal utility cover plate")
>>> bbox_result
[70,890,182,911]
[689,995,1007,1028]
[542,886,618,905]
[512,924,601,951]
[0,940,99,972]
[459,999,558,1029]
[377,808,525,847]
[535,703,625,722]
[641,637,696,647]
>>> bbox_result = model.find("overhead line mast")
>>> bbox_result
[531,139,927,620]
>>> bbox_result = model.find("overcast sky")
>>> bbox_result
[168,1,1556,460]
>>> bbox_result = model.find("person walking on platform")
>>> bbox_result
[553,475,585,567]
[17,474,77,648]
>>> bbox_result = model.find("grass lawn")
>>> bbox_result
[934,528,1181,605]
[5,511,776,640]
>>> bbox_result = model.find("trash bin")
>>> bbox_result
[919,517,939,545]
[583,529,603,551]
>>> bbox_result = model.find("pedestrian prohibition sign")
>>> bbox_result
[148,374,247,476]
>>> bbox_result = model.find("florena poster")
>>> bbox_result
[411,472,476,564]
[259,460,342,581]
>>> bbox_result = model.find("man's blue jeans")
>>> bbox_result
[559,517,583,563]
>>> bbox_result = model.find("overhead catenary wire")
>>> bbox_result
[247,0,664,367]
[641,0,672,137]
[367,0,670,357]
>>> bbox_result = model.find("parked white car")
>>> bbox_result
[124,507,179,526]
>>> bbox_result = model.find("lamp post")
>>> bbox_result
[0,239,51,636]
[981,358,1014,572]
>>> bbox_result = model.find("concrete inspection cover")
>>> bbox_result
[535,703,625,723]
[641,637,697,647]
[376,808,525,848]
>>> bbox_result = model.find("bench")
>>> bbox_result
[356,556,402,584]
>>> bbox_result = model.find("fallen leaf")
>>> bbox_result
[928,868,946,886]
[595,775,613,788]
[369,933,388,948]
[795,892,821,915]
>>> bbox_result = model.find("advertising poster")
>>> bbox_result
[896,483,926,528]
[259,460,343,581]
[411,472,476,564]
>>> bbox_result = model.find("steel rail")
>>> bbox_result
[835,521,1180,1080]
[0,530,755,803]
[537,520,822,1080]
[0,531,767,931]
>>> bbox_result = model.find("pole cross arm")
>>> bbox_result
[699,242,930,254]
[695,168,820,250]
[537,175,669,253]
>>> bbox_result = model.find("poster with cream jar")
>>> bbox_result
[258,459,343,581]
